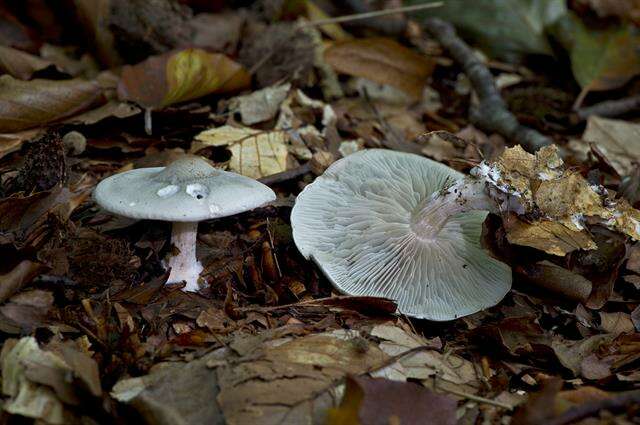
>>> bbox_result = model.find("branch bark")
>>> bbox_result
[423,18,553,153]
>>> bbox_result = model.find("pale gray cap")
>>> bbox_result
[290,149,512,321]
[94,156,276,222]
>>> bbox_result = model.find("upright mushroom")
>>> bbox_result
[94,155,275,292]
[291,149,511,320]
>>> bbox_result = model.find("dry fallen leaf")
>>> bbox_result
[476,145,640,241]
[0,75,103,132]
[0,261,46,304]
[370,324,479,392]
[193,125,289,179]
[230,83,291,125]
[0,45,54,79]
[504,214,596,256]
[118,48,250,110]
[324,37,434,100]
[1,337,102,424]
[582,115,640,177]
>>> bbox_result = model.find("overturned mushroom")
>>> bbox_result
[291,149,511,320]
[94,155,275,292]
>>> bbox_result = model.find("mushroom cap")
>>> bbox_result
[291,149,511,321]
[94,156,276,222]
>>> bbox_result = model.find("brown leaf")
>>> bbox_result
[504,215,596,256]
[325,38,434,100]
[598,311,635,335]
[0,45,54,79]
[327,375,457,425]
[0,129,40,160]
[0,261,46,303]
[0,75,102,132]
[117,48,250,110]
[582,116,640,177]
[0,289,53,333]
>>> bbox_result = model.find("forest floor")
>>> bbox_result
[1,1,640,424]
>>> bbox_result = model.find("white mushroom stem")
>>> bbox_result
[166,221,203,292]
[411,178,494,239]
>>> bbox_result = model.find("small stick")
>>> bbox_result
[577,94,640,120]
[299,2,443,27]
[437,386,514,410]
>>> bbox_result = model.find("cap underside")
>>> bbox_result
[291,149,512,321]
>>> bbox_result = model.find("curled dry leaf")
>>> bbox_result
[476,145,640,242]
[0,260,46,303]
[504,214,596,256]
[1,337,102,424]
[230,83,291,125]
[324,37,434,100]
[193,125,289,179]
[582,115,640,177]
[117,48,250,110]
[0,45,54,80]
[0,76,103,132]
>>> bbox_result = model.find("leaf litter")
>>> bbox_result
[0,1,640,424]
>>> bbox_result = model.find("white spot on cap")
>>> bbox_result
[186,183,209,200]
[157,185,179,198]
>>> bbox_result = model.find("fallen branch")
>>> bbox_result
[423,18,553,153]
[548,390,640,425]
[576,94,640,120]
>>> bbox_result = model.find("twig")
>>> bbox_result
[437,386,513,410]
[299,2,443,28]
[576,94,640,121]
[423,18,553,153]
[548,390,640,425]
[258,163,311,186]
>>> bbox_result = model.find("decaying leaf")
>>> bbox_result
[324,37,434,100]
[117,48,250,109]
[327,376,457,425]
[0,45,54,79]
[475,145,640,241]
[230,83,291,125]
[215,329,388,425]
[0,75,103,132]
[112,349,225,425]
[193,125,289,179]
[0,260,45,303]
[582,115,640,177]
[370,325,480,393]
[504,214,596,256]
[1,337,101,424]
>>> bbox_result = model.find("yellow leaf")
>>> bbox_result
[193,125,289,179]
[118,48,250,109]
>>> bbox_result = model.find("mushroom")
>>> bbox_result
[290,149,511,320]
[93,155,276,292]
